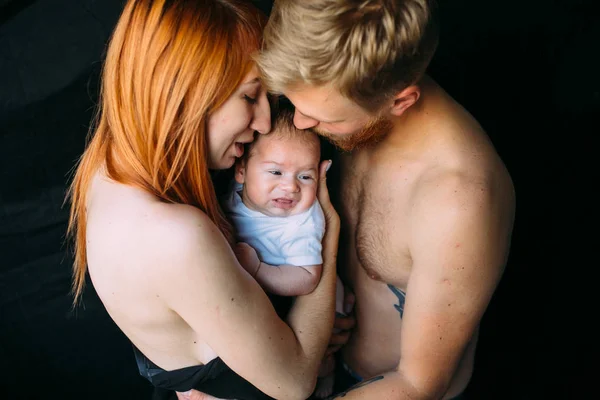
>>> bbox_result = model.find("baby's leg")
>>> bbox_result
[314,353,336,399]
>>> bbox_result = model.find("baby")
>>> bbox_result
[224,105,344,399]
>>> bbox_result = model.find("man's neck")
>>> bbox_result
[383,77,439,154]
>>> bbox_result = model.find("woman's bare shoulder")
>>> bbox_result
[88,176,232,280]
[142,202,230,267]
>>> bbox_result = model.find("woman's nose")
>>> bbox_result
[250,95,271,135]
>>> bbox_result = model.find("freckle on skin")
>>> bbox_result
[231,297,234,301]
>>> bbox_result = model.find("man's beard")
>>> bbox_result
[312,116,393,152]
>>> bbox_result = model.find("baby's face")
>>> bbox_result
[236,134,320,217]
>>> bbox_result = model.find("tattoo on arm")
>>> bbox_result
[387,284,406,318]
[327,376,384,399]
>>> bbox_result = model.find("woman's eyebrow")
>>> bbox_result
[241,77,261,86]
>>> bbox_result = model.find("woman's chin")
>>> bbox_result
[209,157,236,171]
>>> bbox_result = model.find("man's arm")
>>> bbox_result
[332,173,515,399]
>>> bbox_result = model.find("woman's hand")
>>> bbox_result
[160,161,340,399]
[318,160,340,229]
[318,160,351,356]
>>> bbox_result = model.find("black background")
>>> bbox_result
[1,0,596,398]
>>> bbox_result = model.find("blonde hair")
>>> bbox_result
[67,0,266,304]
[257,0,439,112]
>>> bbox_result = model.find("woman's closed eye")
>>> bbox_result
[244,94,257,104]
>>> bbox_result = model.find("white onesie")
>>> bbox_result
[224,184,345,315]
[225,185,325,267]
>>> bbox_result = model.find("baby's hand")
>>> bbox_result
[234,242,261,277]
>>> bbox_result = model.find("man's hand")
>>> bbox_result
[176,390,223,400]
[234,242,261,277]
[327,288,356,356]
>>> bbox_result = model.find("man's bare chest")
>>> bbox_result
[337,157,412,286]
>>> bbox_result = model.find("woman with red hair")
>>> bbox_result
[67,1,339,399]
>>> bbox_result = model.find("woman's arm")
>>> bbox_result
[153,160,338,400]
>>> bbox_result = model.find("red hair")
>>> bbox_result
[67,0,266,304]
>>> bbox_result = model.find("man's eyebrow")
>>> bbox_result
[296,108,343,124]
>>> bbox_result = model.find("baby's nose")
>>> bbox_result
[281,180,300,193]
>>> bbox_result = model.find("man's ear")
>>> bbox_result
[389,84,421,117]
[234,159,246,184]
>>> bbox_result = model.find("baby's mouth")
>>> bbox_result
[272,198,296,209]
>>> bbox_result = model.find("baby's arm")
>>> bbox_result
[235,243,322,296]
[254,262,322,296]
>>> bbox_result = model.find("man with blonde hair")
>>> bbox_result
[257,1,516,399]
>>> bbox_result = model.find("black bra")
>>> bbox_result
[133,346,275,400]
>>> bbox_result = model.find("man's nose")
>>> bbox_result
[293,110,318,129]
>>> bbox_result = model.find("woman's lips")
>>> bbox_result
[234,142,244,157]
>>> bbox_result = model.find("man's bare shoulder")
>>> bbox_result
[407,167,515,274]
[415,162,514,221]
[375,136,513,208]
[392,95,514,218]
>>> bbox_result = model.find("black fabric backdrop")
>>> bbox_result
[1,0,596,399]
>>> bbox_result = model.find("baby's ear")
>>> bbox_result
[234,159,246,184]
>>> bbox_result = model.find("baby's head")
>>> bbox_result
[235,105,321,217]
